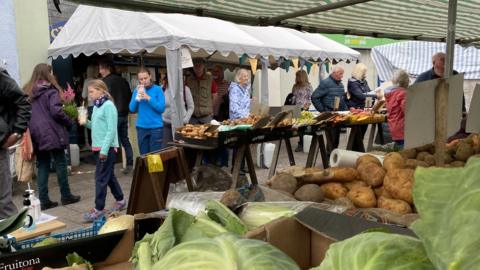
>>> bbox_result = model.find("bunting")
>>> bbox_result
[239,54,248,65]
[249,58,258,74]
[292,58,299,72]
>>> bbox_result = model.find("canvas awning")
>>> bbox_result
[48,5,360,61]
[69,0,480,47]
[372,41,480,82]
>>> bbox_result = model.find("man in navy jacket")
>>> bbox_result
[311,66,347,155]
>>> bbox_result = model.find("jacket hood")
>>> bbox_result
[32,81,54,99]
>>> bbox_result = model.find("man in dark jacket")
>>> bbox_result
[0,68,31,219]
[99,61,134,174]
[311,66,347,155]
[415,52,465,113]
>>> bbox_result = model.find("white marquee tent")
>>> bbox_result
[49,5,359,129]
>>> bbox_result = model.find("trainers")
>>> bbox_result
[61,195,81,206]
[122,165,133,175]
[41,200,59,211]
[109,200,126,213]
[83,208,105,222]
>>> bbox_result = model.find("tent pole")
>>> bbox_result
[166,49,184,139]
[434,0,457,166]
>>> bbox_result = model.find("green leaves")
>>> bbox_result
[312,232,435,270]
[411,157,480,270]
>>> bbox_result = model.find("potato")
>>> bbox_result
[383,169,414,204]
[347,186,377,208]
[374,186,392,198]
[267,172,298,194]
[455,142,475,162]
[383,152,405,171]
[404,159,429,169]
[327,167,359,182]
[357,162,386,187]
[415,143,435,154]
[416,151,431,161]
[320,183,348,200]
[294,184,324,202]
[344,180,368,190]
[356,154,382,167]
[398,148,417,159]
[299,170,334,184]
[377,196,412,215]
[450,160,465,167]
[423,154,436,166]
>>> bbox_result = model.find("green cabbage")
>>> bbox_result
[312,232,435,270]
[205,200,247,235]
[411,157,480,270]
[153,233,300,270]
[239,202,296,230]
[181,215,228,242]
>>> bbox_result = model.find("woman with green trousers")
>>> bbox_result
[80,80,125,222]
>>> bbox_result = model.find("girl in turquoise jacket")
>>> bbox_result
[80,79,125,222]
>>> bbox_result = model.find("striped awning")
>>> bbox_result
[371,41,480,81]
[70,0,480,47]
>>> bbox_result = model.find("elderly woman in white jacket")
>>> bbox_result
[161,75,194,148]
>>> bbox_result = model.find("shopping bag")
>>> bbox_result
[15,146,34,182]
[15,129,35,182]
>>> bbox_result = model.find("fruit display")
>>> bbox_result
[293,111,318,127]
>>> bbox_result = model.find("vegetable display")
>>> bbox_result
[312,232,435,270]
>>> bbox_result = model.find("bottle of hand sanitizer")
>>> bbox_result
[22,191,35,231]
[27,189,41,222]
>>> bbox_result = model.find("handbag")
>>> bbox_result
[15,129,35,182]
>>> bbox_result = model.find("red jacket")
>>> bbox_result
[385,87,407,141]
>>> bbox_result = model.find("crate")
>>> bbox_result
[13,217,105,250]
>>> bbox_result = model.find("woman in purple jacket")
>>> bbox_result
[24,64,80,210]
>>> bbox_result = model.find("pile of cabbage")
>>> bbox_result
[313,157,480,270]
[130,200,299,270]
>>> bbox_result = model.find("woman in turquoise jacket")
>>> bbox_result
[80,79,125,222]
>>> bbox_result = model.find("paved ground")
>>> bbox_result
[11,132,369,233]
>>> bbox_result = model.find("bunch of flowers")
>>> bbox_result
[62,83,78,120]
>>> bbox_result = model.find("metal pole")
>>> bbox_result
[445,0,457,78]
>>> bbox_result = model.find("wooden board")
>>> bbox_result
[10,220,66,241]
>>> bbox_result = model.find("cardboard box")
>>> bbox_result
[246,206,415,270]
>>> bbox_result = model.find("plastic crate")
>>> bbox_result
[13,217,105,250]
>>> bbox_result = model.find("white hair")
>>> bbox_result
[392,69,410,88]
[234,68,249,83]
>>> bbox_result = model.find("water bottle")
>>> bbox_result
[22,191,35,231]
[27,189,41,222]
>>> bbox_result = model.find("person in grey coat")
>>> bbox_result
[311,66,347,155]
[0,67,31,219]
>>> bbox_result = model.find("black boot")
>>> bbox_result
[61,195,81,206]
[41,200,59,211]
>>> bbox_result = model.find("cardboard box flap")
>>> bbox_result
[295,206,415,241]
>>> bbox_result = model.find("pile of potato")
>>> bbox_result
[399,133,480,168]
[178,124,218,139]
[267,154,414,215]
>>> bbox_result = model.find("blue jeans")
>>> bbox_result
[95,148,124,211]
[36,149,73,204]
[137,127,163,155]
[394,140,405,149]
[118,116,133,166]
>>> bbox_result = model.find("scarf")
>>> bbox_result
[94,95,109,107]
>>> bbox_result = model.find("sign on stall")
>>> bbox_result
[466,84,480,133]
[404,74,464,149]
[180,47,193,68]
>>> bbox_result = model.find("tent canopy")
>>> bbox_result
[372,41,480,82]
[69,0,480,47]
[48,5,360,61]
